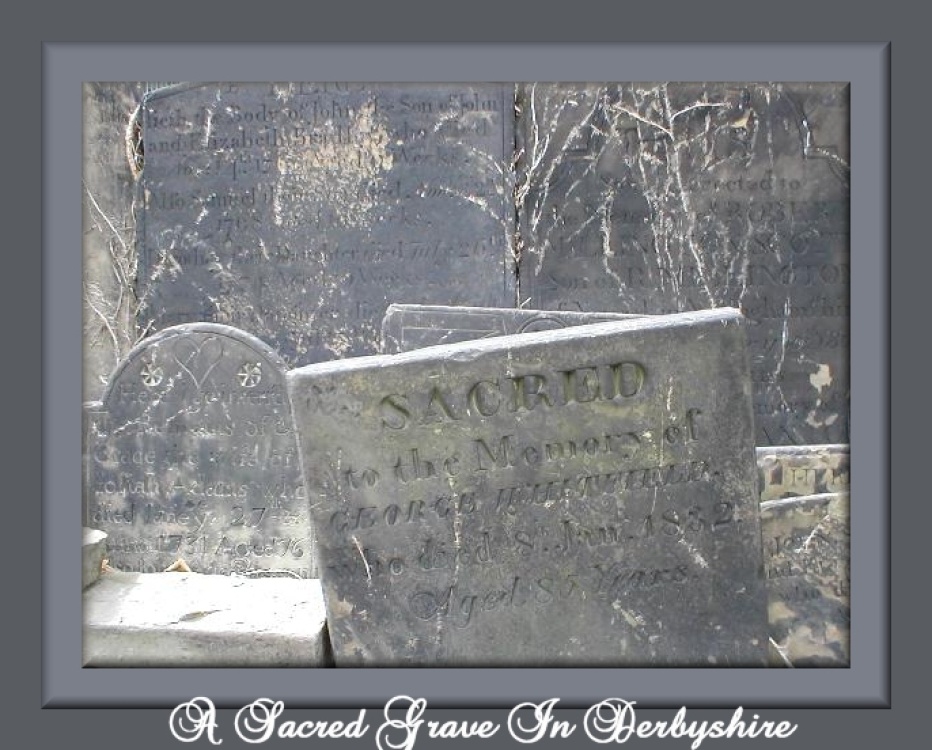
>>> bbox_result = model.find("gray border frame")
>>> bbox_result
[45,43,887,709]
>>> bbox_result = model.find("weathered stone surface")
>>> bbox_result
[85,323,315,577]
[135,82,515,366]
[761,492,849,666]
[83,571,330,667]
[88,81,849,443]
[83,528,108,590]
[82,82,149,401]
[516,83,849,446]
[757,444,849,501]
[287,308,768,666]
[381,303,642,353]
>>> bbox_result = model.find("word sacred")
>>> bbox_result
[379,360,647,430]
[169,696,799,749]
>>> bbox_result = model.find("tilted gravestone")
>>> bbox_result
[135,83,515,366]
[516,83,849,446]
[380,303,642,353]
[756,444,849,501]
[85,324,315,576]
[287,308,769,666]
[761,492,849,666]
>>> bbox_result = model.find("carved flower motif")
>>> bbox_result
[237,362,262,387]
[140,361,164,387]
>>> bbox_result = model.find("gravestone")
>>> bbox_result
[761,492,850,666]
[756,444,849,501]
[381,303,642,353]
[135,83,515,366]
[516,83,849,446]
[287,308,769,666]
[85,324,315,576]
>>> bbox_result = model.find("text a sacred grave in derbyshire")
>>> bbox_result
[287,310,770,666]
[86,324,316,576]
[135,83,515,367]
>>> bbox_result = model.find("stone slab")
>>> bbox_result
[516,83,849,446]
[85,323,316,577]
[287,308,768,666]
[761,492,849,666]
[756,444,849,501]
[135,82,515,366]
[83,528,108,589]
[83,571,330,667]
[381,303,642,353]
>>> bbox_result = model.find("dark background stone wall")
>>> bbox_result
[84,81,849,447]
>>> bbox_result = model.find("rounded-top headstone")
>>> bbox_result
[86,323,315,576]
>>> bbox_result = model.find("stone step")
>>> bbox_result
[83,570,331,667]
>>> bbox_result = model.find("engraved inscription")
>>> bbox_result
[289,310,769,665]
[760,493,849,666]
[756,445,849,501]
[86,324,316,577]
[137,83,515,366]
[516,83,849,445]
